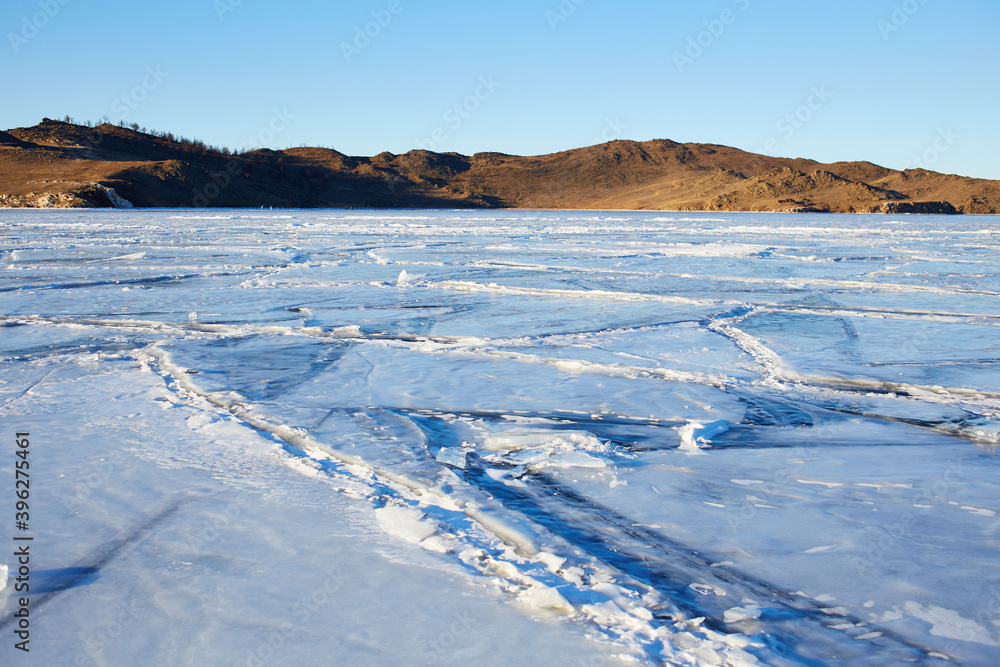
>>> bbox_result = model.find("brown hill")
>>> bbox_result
[1,118,997,213]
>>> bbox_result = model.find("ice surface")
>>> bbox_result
[374,504,438,544]
[1,209,999,666]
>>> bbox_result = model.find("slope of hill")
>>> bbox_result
[1,118,997,213]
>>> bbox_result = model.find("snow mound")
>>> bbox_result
[481,428,611,470]
[482,429,601,452]
[676,420,730,455]
[375,505,437,545]
[962,419,1000,443]
[519,584,574,615]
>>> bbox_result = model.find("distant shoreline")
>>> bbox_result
[2,119,997,215]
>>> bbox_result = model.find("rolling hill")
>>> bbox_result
[1,118,997,213]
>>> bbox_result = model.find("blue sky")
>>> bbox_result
[3,0,998,179]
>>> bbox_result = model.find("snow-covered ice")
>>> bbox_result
[1,208,999,665]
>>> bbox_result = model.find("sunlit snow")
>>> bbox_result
[1,209,999,666]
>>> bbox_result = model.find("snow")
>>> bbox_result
[374,504,439,545]
[1,208,999,665]
[723,605,762,624]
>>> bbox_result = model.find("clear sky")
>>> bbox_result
[2,0,998,179]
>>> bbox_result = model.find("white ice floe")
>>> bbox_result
[482,428,603,452]
[481,428,611,470]
[435,447,467,469]
[676,420,730,455]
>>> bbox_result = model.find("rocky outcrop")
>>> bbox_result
[0,183,133,209]
[877,201,958,215]
[89,183,133,208]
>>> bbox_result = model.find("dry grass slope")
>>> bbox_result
[1,119,997,213]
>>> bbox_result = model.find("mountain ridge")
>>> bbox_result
[1,118,997,214]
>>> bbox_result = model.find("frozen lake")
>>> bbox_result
[1,209,999,665]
